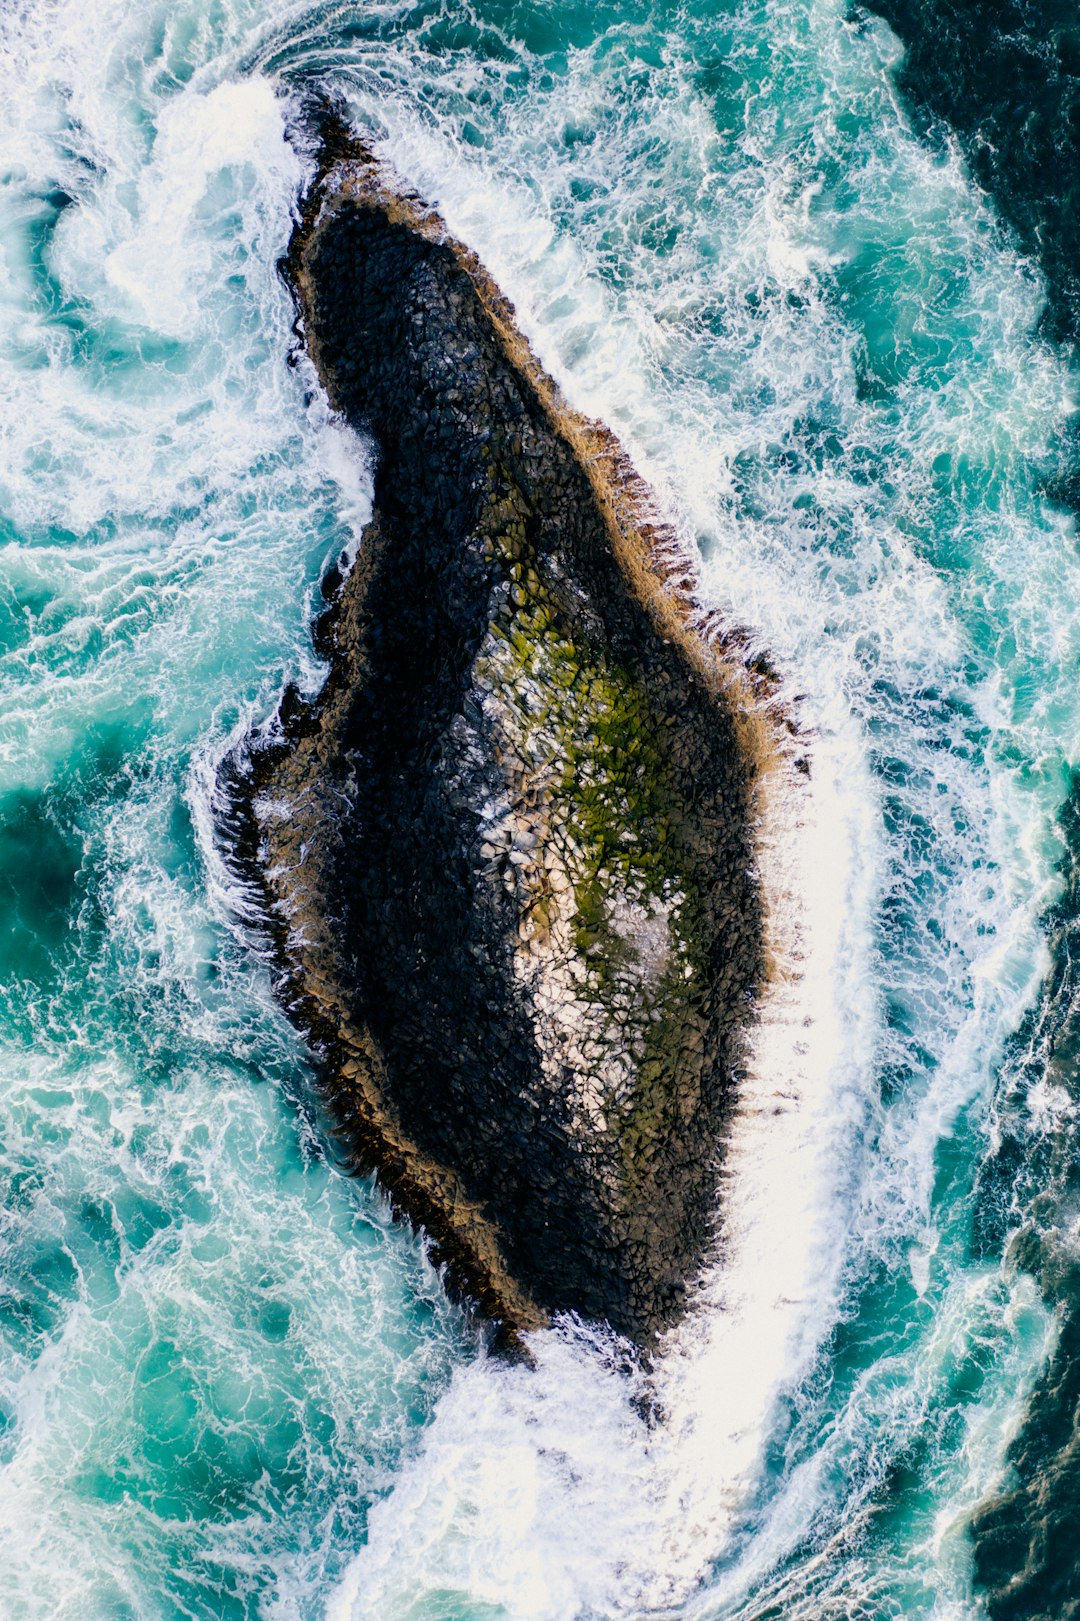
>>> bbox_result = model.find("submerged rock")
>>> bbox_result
[224,111,779,1347]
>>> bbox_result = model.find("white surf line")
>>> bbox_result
[660,704,880,1598]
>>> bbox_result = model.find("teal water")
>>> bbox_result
[1,1,1079,1616]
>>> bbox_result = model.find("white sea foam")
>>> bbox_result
[0,15,437,1615]
[321,2,1080,1613]
[0,0,1078,1615]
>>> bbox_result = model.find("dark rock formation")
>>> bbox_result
[223,111,777,1348]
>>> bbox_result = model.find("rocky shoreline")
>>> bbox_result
[221,109,785,1349]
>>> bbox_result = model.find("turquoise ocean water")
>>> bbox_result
[2,1,1080,1616]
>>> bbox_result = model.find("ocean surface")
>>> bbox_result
[2,1,1079,1616]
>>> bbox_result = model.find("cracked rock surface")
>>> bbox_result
[224,118,768,1347]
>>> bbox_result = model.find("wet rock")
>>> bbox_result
[223,107,777,1350]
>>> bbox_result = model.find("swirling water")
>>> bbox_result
[1,1,1079,1617]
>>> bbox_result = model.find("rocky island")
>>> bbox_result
[222,109,781,1349]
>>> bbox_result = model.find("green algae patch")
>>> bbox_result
[476,499,708,1010]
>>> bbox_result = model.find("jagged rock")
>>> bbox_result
[222,108,777,1349]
